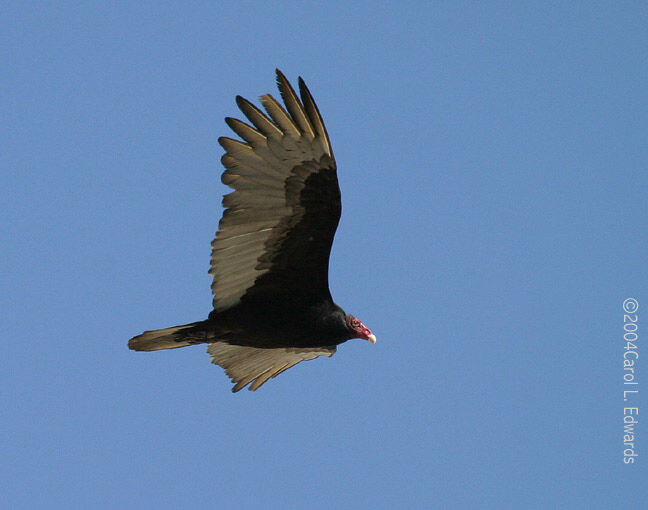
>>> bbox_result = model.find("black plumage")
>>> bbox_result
[129,70,375,392]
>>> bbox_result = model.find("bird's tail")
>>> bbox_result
[128,322,204,351]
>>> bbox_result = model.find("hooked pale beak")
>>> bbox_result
[367,333,377,344]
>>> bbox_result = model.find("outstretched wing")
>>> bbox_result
[210,70,341,312]
[207,342,336,392]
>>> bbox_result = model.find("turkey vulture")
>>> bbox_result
[129,70,375,392]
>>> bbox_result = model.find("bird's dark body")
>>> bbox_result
[180,298,352,349]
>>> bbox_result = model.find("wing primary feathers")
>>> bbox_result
[235,96,283,138]
[275,69,315,139]
[225,117,267,146]
[218,136,251,154]
[259,94,301,138]
[224,118,288,172]
[298,77,334,162]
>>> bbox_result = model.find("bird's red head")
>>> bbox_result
[346,315,376,344]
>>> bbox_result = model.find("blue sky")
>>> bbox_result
[2,2,647,508]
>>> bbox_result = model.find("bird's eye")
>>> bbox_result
[352,320,360,328]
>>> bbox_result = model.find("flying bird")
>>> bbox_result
[129,70,375,392]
